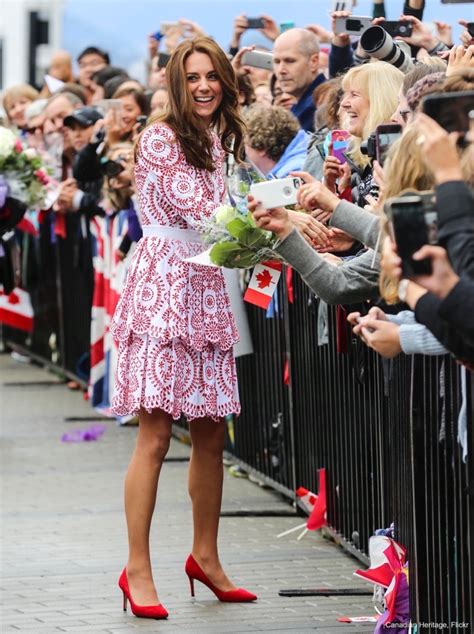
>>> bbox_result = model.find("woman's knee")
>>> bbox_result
[137,410,172,461]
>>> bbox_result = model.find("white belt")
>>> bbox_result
[142,225,202,243]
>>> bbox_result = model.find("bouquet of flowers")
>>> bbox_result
[199,163,279,269]
[0,127,54,211]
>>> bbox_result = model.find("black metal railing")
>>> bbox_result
[3,226,472,628]
[234,268,473,630]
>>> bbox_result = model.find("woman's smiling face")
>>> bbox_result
[185,52,223,125]
[340,84,370,138]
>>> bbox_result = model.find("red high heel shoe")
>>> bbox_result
[185,554,257,602]
[118,568,168,619]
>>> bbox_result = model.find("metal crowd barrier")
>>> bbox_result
[3,222,472,627]
[4,215,93,386]
[233,269,473,630]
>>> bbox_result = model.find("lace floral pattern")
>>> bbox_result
[110,123,240,420]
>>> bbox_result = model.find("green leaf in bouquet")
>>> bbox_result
[209,242,242,266]
[226,217,248,239]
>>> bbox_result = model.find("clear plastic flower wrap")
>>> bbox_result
[196,163,280,269]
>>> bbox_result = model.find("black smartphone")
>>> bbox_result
[246,17,265,29]
[422,90,474,134]
[136,115,148,133]
[157,52,171,68]
[468,22,474,37]
[381,21,413,38]
[101,159,124,178]
[375,123,402,167]
[386,194,437,277]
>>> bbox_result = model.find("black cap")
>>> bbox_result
[64,107,103,128]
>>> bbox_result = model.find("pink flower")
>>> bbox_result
[34,169,49,185]
[14,139,23,152]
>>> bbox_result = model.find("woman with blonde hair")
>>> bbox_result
[110,36,255,620]
[2,84,39,131]
[324,61,404,207]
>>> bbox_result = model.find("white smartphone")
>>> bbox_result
[241,50,274,71]
[250,177,302,209]
[334,16,372,36]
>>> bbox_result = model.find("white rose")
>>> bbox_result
[24,148,38,160]
[214,205,236,227]
[0,127,17,159]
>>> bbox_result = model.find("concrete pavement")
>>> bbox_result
[0,352,376,633]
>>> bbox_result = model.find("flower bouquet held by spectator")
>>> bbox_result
[195,162,281,268]
[0,127,55,212]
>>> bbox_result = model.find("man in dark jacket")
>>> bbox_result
[272,29,325,133]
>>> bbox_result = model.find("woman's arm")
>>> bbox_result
[276,229,380,304]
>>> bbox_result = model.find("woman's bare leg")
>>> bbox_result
[188,417,236,590]
[124,408,172,605]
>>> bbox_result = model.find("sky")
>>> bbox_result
[62,0,473,79]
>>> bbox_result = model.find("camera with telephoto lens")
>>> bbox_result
[360,25,414,74]
[360,133,377,160]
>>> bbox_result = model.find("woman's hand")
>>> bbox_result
[415,113,462,184]
[297,180,340,215]
[231,45,255,75]
[459,20,474,48]
[287,209,332,247]
[348,306,388,327]
[397,15,439,51]
[179,18,206,39]
[104,109,125,145]
[447,44,474,76]
[317,227,355,253]
[357,319,402,359]
[248,195,292,241]
[330,10,352,48]
[323,154,344,192]
[411,245,460,299]
[259,15,280,41]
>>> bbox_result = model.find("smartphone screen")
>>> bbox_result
[389,197,432,277]
[422,91,474,134]
[375,125,402,167]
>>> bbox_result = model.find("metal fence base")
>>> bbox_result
[6,341,87,389]
[279,588,373,597]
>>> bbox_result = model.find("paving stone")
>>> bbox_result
[1,353,374,632]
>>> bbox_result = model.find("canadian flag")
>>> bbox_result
[295,486,317,514]
[354,536,406,588]
[244,261,282,309]
[0,287,34,332]
[306,467,327,530]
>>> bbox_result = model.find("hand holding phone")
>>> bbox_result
[334,16,372,36]
[240,50,273,70]
[250,177,302,209]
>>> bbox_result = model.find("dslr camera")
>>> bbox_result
[360,25,414,74]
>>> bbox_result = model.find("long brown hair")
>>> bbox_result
[151,37,245,171]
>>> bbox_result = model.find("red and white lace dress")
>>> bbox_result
[110,123,240,420]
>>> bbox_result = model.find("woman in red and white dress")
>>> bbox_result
[110,37,256,619]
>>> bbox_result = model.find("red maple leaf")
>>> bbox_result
[256,269,273,289]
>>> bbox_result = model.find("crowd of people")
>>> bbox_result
[1,0,473,620]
